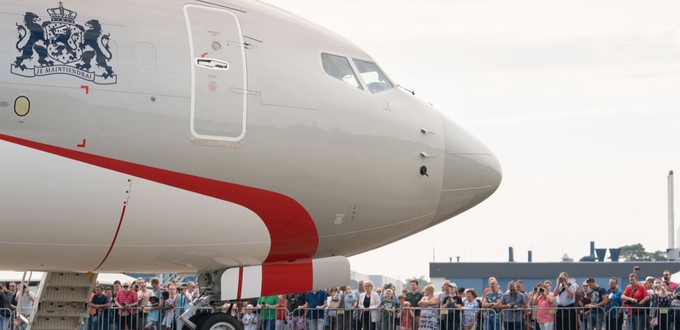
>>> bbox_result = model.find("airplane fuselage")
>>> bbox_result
[0,0,501,275]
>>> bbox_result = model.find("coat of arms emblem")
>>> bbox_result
[11,2,117,85]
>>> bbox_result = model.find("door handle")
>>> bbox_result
[195,58,230,70]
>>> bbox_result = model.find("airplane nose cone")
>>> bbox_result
[433,114,502,224]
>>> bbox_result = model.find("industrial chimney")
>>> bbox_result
[670,170,675,250]
[668,170,680,261]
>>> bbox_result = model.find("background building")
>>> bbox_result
[430,261,680,293]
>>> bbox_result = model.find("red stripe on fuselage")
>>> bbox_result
[261,260,313,296]
[92,203,128,272]
[0,134,319,264]
[237,267,244,300]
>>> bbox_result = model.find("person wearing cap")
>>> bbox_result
[584,278,608,330]
[439,282,462,330]
[639,277,655,328]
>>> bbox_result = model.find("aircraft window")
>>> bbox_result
[321,53,362,89]
[352,59,394,93]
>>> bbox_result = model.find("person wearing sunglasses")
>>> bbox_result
[115,281,139,329]
[661,271,678,292]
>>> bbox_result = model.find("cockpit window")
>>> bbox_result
[352,59,394,93]
[322,53,362,90]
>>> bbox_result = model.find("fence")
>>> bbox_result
[1,308,16,330]
[2,305,678,330]
[215,306,672,330]
[82,305,193,330]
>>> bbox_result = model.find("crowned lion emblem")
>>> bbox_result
[11,2,117,85]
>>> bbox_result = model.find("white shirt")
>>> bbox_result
[556,283,578,306]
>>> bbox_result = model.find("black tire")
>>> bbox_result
[181,311,212,330]
[199,313,243,330]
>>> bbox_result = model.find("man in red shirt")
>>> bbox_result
[621,274,648,330]
[115,281,139,330]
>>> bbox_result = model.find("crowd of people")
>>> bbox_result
[0,277,199,330]
[88,277,201,330]
[0,282,34,330]
[1,269,679,330]
[236,270,679,330]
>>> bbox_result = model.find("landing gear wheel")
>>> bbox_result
[199,313,242,330]
[182,311,212,330]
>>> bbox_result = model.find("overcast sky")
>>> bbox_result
[262,0,680,281]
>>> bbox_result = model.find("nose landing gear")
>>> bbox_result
[183,311,241,330]
[180,270,243,330]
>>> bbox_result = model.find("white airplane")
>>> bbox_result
[0,1,501,329]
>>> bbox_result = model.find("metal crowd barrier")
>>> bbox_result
[284,306,500,330]
[241,305,679,330]
[607,306,679,330]
[1,308,17,330]
[83,306,192,330]
[45,304,680,330]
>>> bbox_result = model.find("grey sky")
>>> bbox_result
[262,0,680,280]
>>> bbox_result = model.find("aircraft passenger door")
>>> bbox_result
[184,4,247,142]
